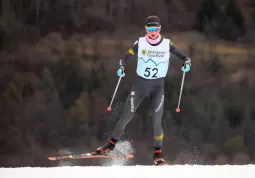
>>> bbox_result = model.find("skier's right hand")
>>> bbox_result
[117,66,125,77]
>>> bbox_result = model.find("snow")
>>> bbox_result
[1,165,255,178]
[1,141,255,178]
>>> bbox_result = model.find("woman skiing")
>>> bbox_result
[92,15,191,165]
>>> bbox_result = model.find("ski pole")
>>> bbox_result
[106,77,122,111]
[176,71,186,113]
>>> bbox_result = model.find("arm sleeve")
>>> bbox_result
[119,40,139,67]
[169,41,190,62]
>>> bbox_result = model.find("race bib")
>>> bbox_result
[136,37,170,79]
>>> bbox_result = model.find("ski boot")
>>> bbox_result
[153,147,166,165]
[92,138,117,155]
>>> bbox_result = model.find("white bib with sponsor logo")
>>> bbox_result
[137,37,170,79]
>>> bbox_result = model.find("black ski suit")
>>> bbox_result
[111,37,189,148]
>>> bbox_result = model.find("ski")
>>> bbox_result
[48,152,134,161]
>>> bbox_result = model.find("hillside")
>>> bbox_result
[1,0,255,47]
[0,32,255,166]
[1,0,255,167]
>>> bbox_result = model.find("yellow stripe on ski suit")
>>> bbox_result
[155,133,163,141]
[128,48,134,55]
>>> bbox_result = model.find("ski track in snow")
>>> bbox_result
[1,165,255,178]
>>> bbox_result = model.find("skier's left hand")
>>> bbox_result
[182,58,191,73]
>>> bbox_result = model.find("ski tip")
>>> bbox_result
[126,154,134,159]
[48,157,57,161]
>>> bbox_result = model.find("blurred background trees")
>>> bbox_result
[1,0,255,46]
[0,0,255,167]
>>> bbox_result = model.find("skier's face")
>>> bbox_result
[146,26,161,39]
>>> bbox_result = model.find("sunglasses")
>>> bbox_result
[146,26,160,32]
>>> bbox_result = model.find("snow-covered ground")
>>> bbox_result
[1,165,255,178]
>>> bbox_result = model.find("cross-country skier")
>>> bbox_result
[92,15,191,165]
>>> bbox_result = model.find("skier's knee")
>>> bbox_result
[117,116,132,127]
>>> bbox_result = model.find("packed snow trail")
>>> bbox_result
[1,165,255,178]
